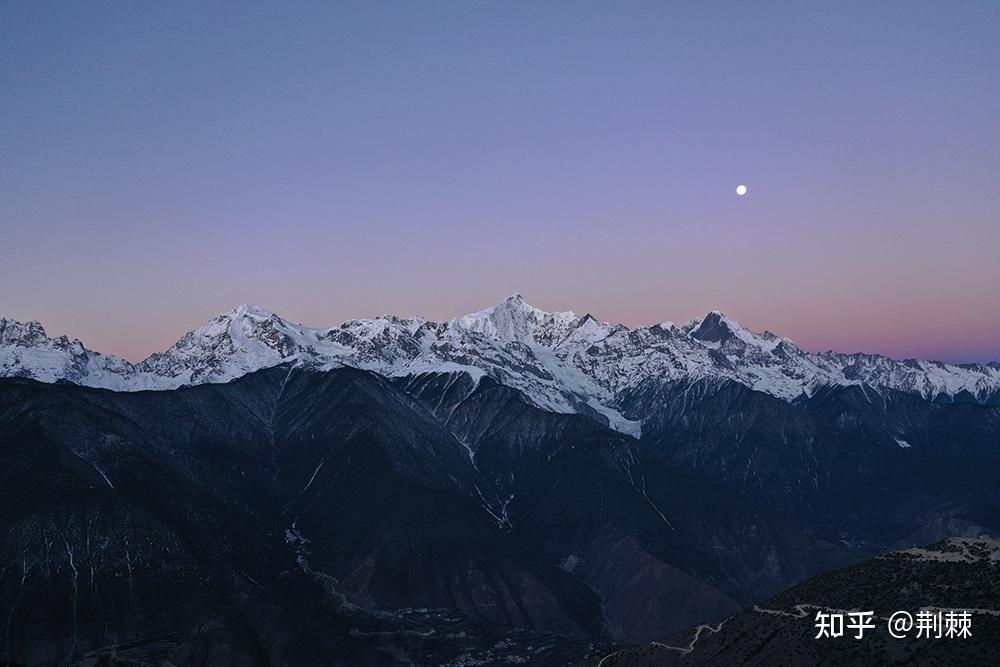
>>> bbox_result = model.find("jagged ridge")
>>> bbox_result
[2,296,999,435]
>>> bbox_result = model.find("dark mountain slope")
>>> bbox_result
[395,373,855,642]
[626,378,1000,550]
[0,368,856,664]
[275,368,606,638]
[0,373,389,666]
[577,537,1000,666]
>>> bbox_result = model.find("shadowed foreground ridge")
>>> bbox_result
[576,537,1000,666]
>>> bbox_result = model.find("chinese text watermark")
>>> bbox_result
[814,610,972,640]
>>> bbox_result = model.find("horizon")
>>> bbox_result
[4,293,998,366]
[2,3,999,364]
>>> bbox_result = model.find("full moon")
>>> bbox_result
[736,184,748,196]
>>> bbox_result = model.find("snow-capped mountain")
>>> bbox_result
[3,295,999,434]
[0,317,138,390]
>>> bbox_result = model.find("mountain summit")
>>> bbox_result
[2,296,999,434]
[451,293,582,345]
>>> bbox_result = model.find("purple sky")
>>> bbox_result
[2,3,998,363]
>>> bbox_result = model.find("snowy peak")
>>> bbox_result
[687,311,737,344]
[137,303,306,386]
[687,311,761,345]
[231,302,278,319]
[0,317,136,389]
[685,311,792,359]
[558,313,618,349]
[450,293,581,345]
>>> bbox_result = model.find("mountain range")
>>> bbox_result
[3,295,999,437]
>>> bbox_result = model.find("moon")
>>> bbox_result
[736,184,748,196]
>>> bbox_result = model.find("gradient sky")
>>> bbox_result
[2,2,999,363]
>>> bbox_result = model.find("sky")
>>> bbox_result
[2,2,998,363]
